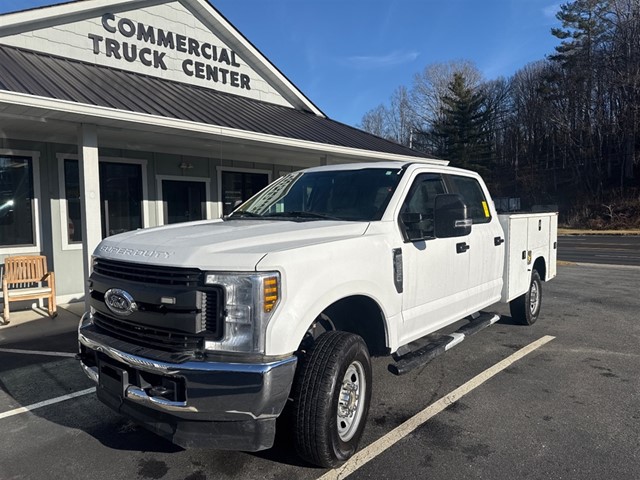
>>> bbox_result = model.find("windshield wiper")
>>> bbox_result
[267,211,344,221]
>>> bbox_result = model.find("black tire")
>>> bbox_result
[292,331,372,468]
[510,269,542,325]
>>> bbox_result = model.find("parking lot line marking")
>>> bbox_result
[0,387,96,421]
[319,335,556,480]
[0,347,76,358]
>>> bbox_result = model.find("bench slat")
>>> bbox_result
[6,287,53,297]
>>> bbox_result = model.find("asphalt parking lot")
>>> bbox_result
[1,263,639,480]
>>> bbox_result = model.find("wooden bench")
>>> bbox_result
[2,255,57,325]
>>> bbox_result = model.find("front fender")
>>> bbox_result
[257,228,403,356]
[264,279,401,356]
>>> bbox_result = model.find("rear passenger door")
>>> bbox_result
[445,174,504,312]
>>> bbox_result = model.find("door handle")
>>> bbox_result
[456,242,470,254]
[494,236,504,246]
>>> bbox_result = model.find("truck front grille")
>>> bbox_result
[90,259,226,357]
[93,312,204,356]
[93,258,202,286]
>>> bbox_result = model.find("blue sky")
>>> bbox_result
[0,0,563,126]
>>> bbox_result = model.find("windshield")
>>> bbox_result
[229,168,403,221]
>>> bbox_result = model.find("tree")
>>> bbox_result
[358,87,414,146]
[429,72,492,174]
[608,0,640,185]
[550,0,612,199]
[358,105,387,138]
[411,60,482,127]
[385,86,415,146]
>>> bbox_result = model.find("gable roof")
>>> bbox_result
[0,0,325,116]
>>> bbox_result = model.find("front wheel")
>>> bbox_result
[292,331,372,468]
[510,269,542,325]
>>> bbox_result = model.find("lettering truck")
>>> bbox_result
[78,161,557,467]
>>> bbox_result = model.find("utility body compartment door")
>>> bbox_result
[499,215,530,303]
[498,212,558,303]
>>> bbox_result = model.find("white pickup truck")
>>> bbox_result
[78,161,557,467]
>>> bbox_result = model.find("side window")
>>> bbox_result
[447,175,492,224]
[399,173,446,241]
[0,155,36,248]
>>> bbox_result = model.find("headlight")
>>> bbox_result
[203,272,280,354]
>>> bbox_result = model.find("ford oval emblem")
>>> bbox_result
[104,288,138,316]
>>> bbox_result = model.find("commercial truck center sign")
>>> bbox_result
[88,13,251,90]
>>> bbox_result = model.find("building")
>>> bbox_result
[0,0,434,306]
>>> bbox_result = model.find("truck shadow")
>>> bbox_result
[0,331,183,454]
[247,408,317,468]
[496,315,520,326]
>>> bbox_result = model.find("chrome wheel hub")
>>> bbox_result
[529,281,539,315]
[337,361,366,442]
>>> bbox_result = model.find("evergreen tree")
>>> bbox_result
[429,73,492,174]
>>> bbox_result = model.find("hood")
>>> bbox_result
[94,219,369,271]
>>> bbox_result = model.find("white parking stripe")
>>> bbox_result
[319,335,556,480]
[0,348,76,358]
[0,388,96,420]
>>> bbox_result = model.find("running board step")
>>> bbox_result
[388,312,501,376]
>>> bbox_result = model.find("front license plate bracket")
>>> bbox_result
[98,360,130,399]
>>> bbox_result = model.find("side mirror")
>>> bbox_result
[434,194,471,238]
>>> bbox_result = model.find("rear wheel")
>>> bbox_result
[510,269,542,325]
[292,331,372,468]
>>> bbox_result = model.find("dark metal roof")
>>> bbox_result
[0,45,428,158]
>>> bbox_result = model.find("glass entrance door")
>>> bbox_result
[162,179,206,224]
[221,171,269,216]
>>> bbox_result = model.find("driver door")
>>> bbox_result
[398,173,471,345]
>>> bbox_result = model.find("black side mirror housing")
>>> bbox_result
[434,194,472,238]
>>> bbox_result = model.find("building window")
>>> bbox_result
[63,160,143,241]
[64,159,81,244]
[162,179,206,224]
[0,155,35,247]
[100,162,143,237]
[220,170,269,216]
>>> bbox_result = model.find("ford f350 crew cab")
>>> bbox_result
[78,161,557,467]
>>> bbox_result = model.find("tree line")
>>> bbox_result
[359,0,640,228]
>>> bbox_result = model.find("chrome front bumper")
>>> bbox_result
[78,313,297,450]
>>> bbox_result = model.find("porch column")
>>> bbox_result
[77,124,102,309]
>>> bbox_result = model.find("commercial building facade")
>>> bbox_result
[0,0,433,305]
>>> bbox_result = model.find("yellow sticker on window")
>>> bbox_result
[482,201,490,218]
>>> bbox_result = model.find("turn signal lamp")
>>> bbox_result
[264,276,279,313]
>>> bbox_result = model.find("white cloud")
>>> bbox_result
[345,50,420,69]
